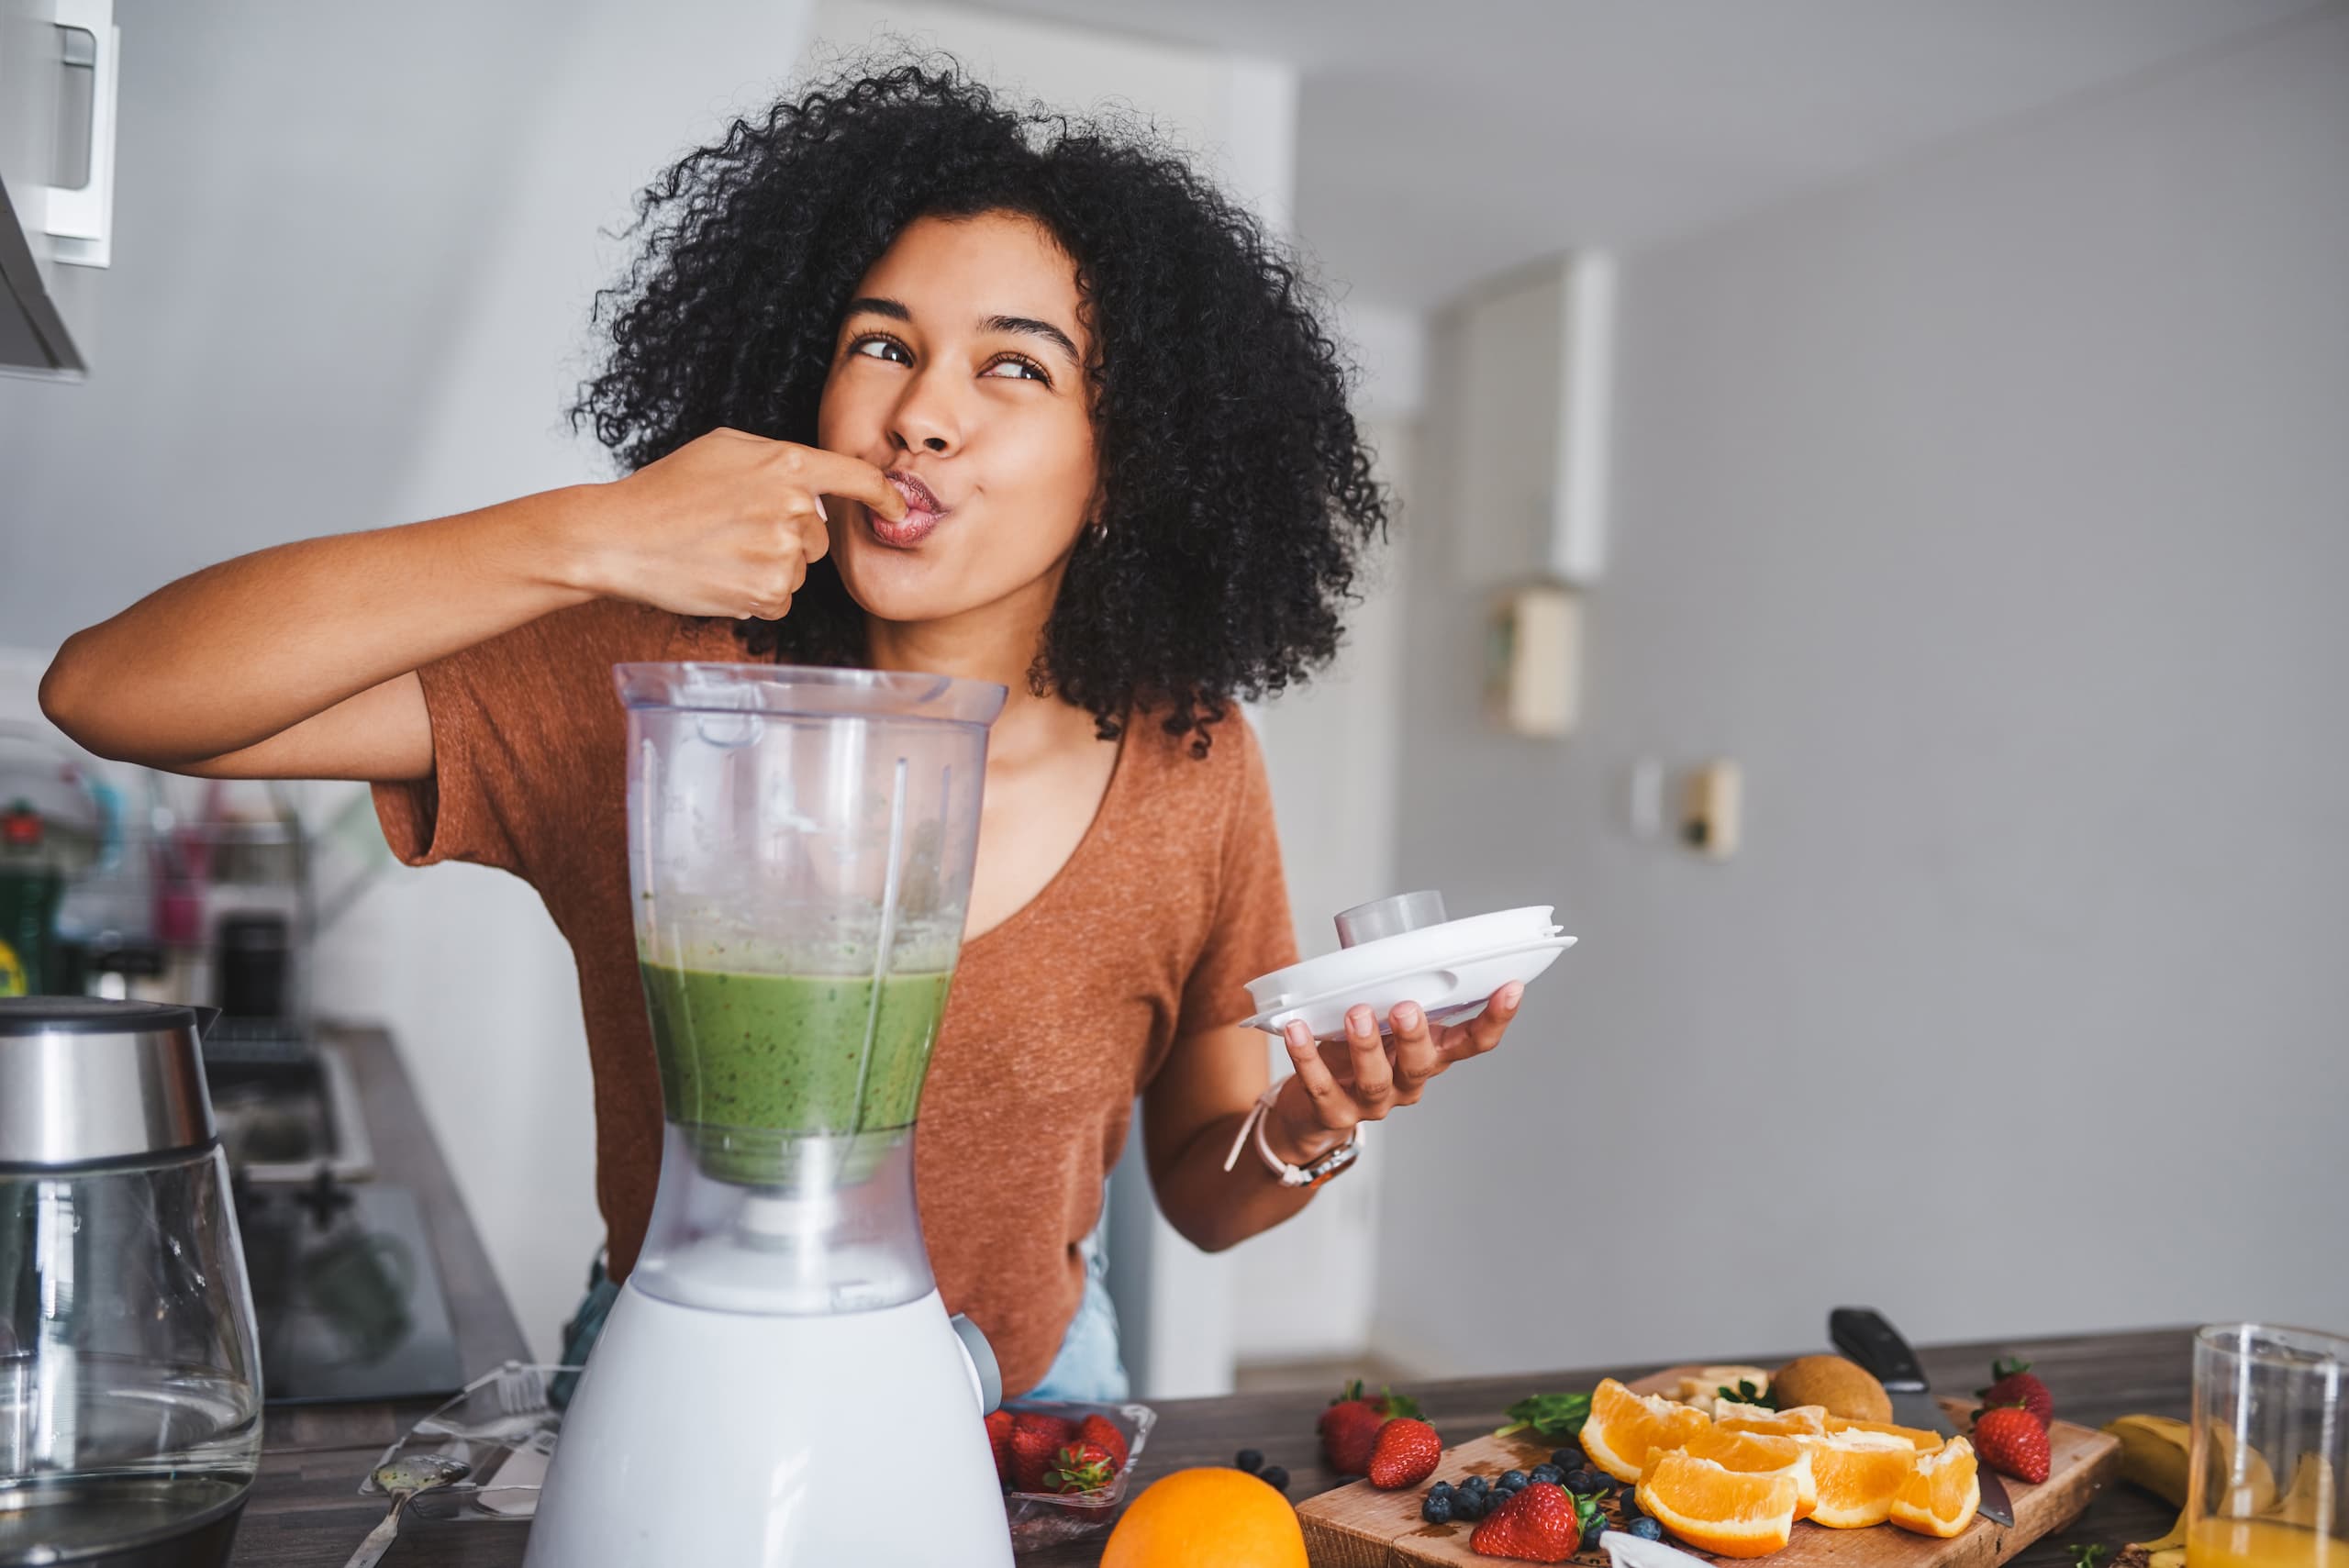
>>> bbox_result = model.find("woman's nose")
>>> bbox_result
[890,375,960,457]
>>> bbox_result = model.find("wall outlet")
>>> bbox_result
[1681,760,1742,859]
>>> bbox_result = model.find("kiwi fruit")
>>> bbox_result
[1770,1355,1894,1421]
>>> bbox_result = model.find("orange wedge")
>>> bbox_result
[1637,1450,1802,1558]
[1677,1424,1820,1520]
[1719,1404,1830,1439]
[1890,1436,1981,1538]
[1807,1430,1920,1529]
[1827,1416,1946,1452]
[1583,1378,1714,1485]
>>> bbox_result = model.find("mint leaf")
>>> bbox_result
[1493,1391,1593,1440]
[1717,1379,1776,1410]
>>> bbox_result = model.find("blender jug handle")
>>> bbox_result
[949,1313,1003,1415]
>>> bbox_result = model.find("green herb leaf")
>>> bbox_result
[2066,1544,2110,1568]
[1492,1391,1593,1440]
[1716,1379,1776,1410]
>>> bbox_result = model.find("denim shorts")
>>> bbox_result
[556,1214,1130,1406]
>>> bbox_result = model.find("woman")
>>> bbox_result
[39,61,1523,1401]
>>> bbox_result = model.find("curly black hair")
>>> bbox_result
[573,56,1386,752]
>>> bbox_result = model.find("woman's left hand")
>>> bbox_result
[1265,983,1525,1165]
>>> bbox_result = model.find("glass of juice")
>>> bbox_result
[2188,1324,2346,1568]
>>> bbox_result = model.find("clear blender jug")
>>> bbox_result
[523,663,1015,1568]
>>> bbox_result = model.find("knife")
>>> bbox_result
[1829,1307,2015,1528]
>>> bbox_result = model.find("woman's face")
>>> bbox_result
[818,210,1097,628]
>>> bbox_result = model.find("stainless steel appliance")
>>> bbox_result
[0,997,262,1567]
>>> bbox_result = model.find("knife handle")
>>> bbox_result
[1830,1307,1930,1393]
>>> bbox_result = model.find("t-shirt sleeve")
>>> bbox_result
[370,606,608,878]
[1175,715,1302,1038]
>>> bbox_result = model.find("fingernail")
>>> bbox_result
[1503,983,1525,1009]
[1348,1005,1373,1034]
[814,495,828,522]
[1397,1003,1422,1030]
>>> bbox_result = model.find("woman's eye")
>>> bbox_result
[982,356,1050,384]
[849,335,911,364]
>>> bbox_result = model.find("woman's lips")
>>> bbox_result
[872,471,948,548]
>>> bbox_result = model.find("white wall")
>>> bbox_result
[1375,10,2349,1376]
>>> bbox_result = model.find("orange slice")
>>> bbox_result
[1807,1430,1920,1529]
[1637,1450,1802,1558]
[1890,1436,1982,1539]
[1719,1404,1829,1439]
[1827,1416,1946,1452]
[1680,1424,1820,1520]
[1584,1378,1714,1485]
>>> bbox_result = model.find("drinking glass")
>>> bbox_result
[2188,1324,2346,1568]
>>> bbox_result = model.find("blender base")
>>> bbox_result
[522,1279,1014,1566]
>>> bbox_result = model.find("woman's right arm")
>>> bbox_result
[38,431,904,781]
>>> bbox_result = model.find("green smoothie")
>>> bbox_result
[638,962,953,1179]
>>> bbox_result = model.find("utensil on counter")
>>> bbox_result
[1830,1306,2016,1527]
[342,1454,471,1568]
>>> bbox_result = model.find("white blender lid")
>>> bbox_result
[1241,894,1575,1040]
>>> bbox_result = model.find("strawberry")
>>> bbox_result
[1977,1357,2054,1428]
[1974,1405,2052,1484]
[1008,1411,1077,1492]
[1042,1440,1119,1495]
[1319,1379,1421,1474]
[1077,1412,1129,1474]
[1470,1480,1584,1562]
[985,1408,1014,1486]
[1367,1417,1442,1489]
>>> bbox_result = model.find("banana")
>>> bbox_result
[2106,1415,2193,1508]
[2131,1507,2188,1551]
[2266,1453,2336,1528]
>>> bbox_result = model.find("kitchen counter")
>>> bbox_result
[230,1026,529,1565]
[224,1040,2187,1564]
[234,1060,2194,1568]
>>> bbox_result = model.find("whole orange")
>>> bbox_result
[1100,1467,1308,1568]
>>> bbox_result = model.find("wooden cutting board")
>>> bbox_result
[1297,1365,2121,1568]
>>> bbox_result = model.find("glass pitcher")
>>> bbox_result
[0,999,262,1568]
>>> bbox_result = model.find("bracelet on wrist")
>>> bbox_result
[1219,1080,1363,1189]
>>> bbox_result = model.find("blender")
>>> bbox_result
[523,663,1016,1566]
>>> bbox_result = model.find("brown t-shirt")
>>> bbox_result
[373,598,1297,1394]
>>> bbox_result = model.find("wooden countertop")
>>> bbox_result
[230,1046,2190,1563]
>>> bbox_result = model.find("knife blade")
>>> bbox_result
[1828,1306,2015,1528]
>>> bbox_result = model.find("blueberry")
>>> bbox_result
[1630,1517,1664,1541]
[1234,1448,1264,1474]
[1553,1446,1586,1470]
[1530,1463,1564,1485]
[1500,1469,1530,1489]
[1421,1493,1453,1524]
[1430,1481,1454,1500]
[1460,1473,1491,1495]
[1453,1490,1486,1521]
[1564,1469,1598,1494]
[1258,1464,1289,1493]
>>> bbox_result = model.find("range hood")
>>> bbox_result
[1,0,119,378]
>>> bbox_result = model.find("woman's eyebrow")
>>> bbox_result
[842,295,911,321]
[984,314,1081,365]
